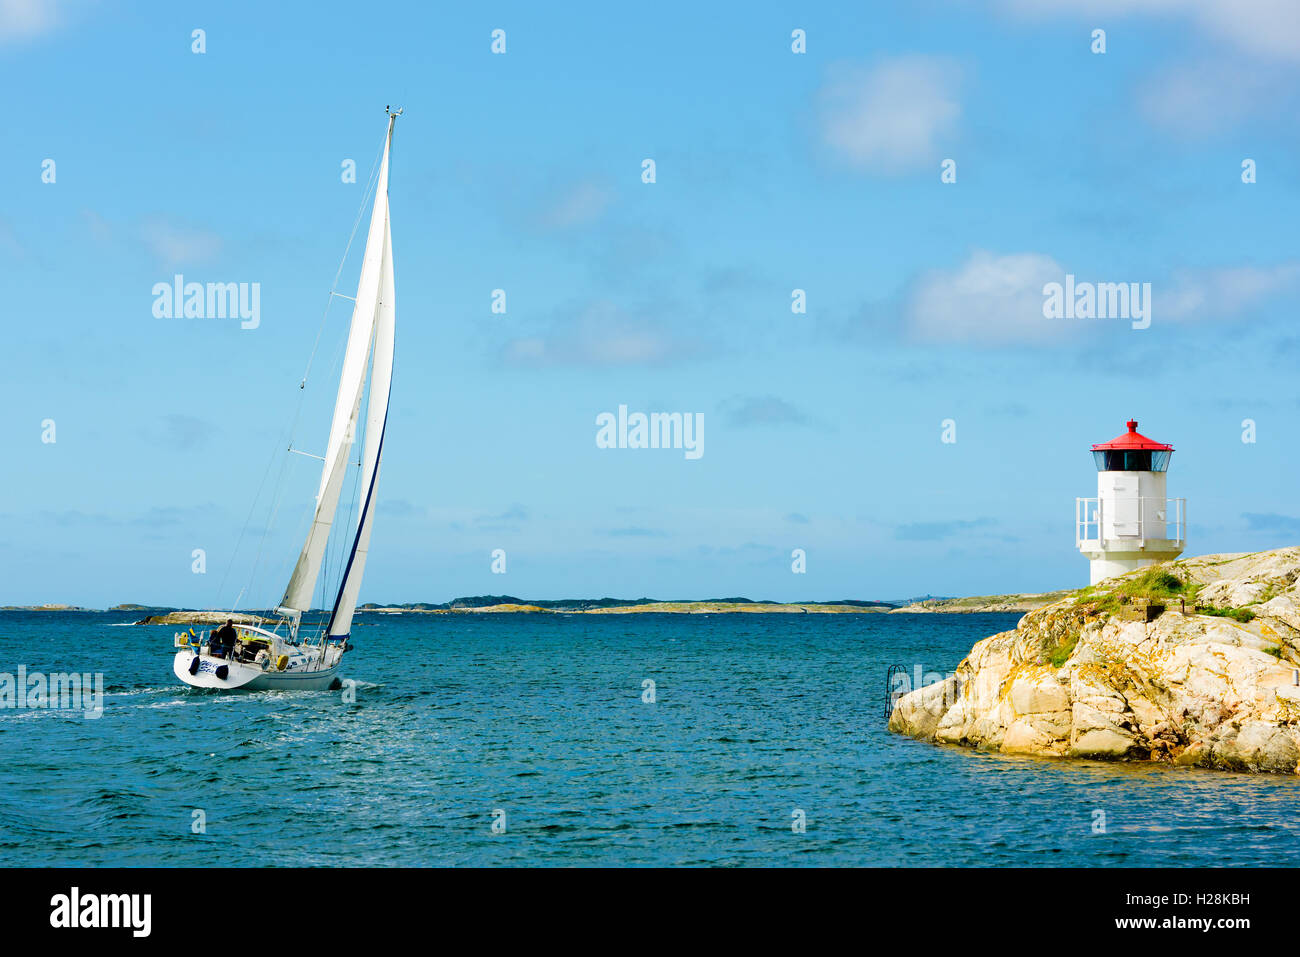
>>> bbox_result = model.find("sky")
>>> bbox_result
[3,0,1300,609]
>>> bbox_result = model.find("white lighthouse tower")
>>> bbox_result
[1076,419,1185,585]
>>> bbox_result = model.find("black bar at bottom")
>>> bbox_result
[1,867,1277,944]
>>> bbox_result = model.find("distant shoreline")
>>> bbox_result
[0,592,1059,621]
[887,591,1073,614]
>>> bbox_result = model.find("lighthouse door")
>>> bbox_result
[1112,478,1141,537]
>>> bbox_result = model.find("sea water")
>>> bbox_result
[2,610,1299,866]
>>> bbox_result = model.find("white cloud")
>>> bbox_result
[0,0,62,42]
[995,0,1300,62]
[906,249,1066,344]
[1184,0,1300,62]
[904,251,1300,344]
[1161,263,1300,320]
[536,181,612,229]
[997,1,1300,136]
[816,57,961,174]
[0,217,25,260]
[1137,60,1288,137]
[140,219,223,267]
[81,208,112,244]
[502,300,698,367]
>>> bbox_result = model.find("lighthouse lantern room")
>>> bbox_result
[1076,420,1185,585]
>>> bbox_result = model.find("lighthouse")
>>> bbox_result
[1076,420,1185,585]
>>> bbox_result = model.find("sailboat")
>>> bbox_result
[173,109,400,691]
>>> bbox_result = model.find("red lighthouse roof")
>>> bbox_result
[1091,420,1173,452]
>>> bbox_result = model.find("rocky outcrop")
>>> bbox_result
[889,548,1300,774]
[135,611,265,626]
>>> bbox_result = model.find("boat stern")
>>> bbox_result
[172,650,264,691]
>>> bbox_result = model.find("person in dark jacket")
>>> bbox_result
[210,619,237,658]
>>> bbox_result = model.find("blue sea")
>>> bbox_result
[3,610,1300,867]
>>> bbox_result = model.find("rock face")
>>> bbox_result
[889,548,1300,774]
[135,611,265,626]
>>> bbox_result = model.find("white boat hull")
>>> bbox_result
[172,650,341,692]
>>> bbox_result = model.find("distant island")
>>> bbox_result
[1,592,1067,623]
[360,595,899,614]
[0,603,95,612]
[129,597,900,624]
[887,591,1073,614]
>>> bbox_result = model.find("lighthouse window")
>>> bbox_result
[1092,449,1171,471]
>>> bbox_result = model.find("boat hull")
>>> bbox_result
[172,651,341,692]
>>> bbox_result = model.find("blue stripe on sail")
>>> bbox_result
[326,405,389,636]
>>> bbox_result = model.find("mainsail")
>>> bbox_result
[327,206,395,638]
[278,114,397,622]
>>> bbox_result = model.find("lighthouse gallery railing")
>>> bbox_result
[1076,497,1185,546]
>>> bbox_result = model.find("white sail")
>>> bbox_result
[279,119,394,615]
[327,208,394,638]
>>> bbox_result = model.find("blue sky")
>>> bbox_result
[3,0,1300,608]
